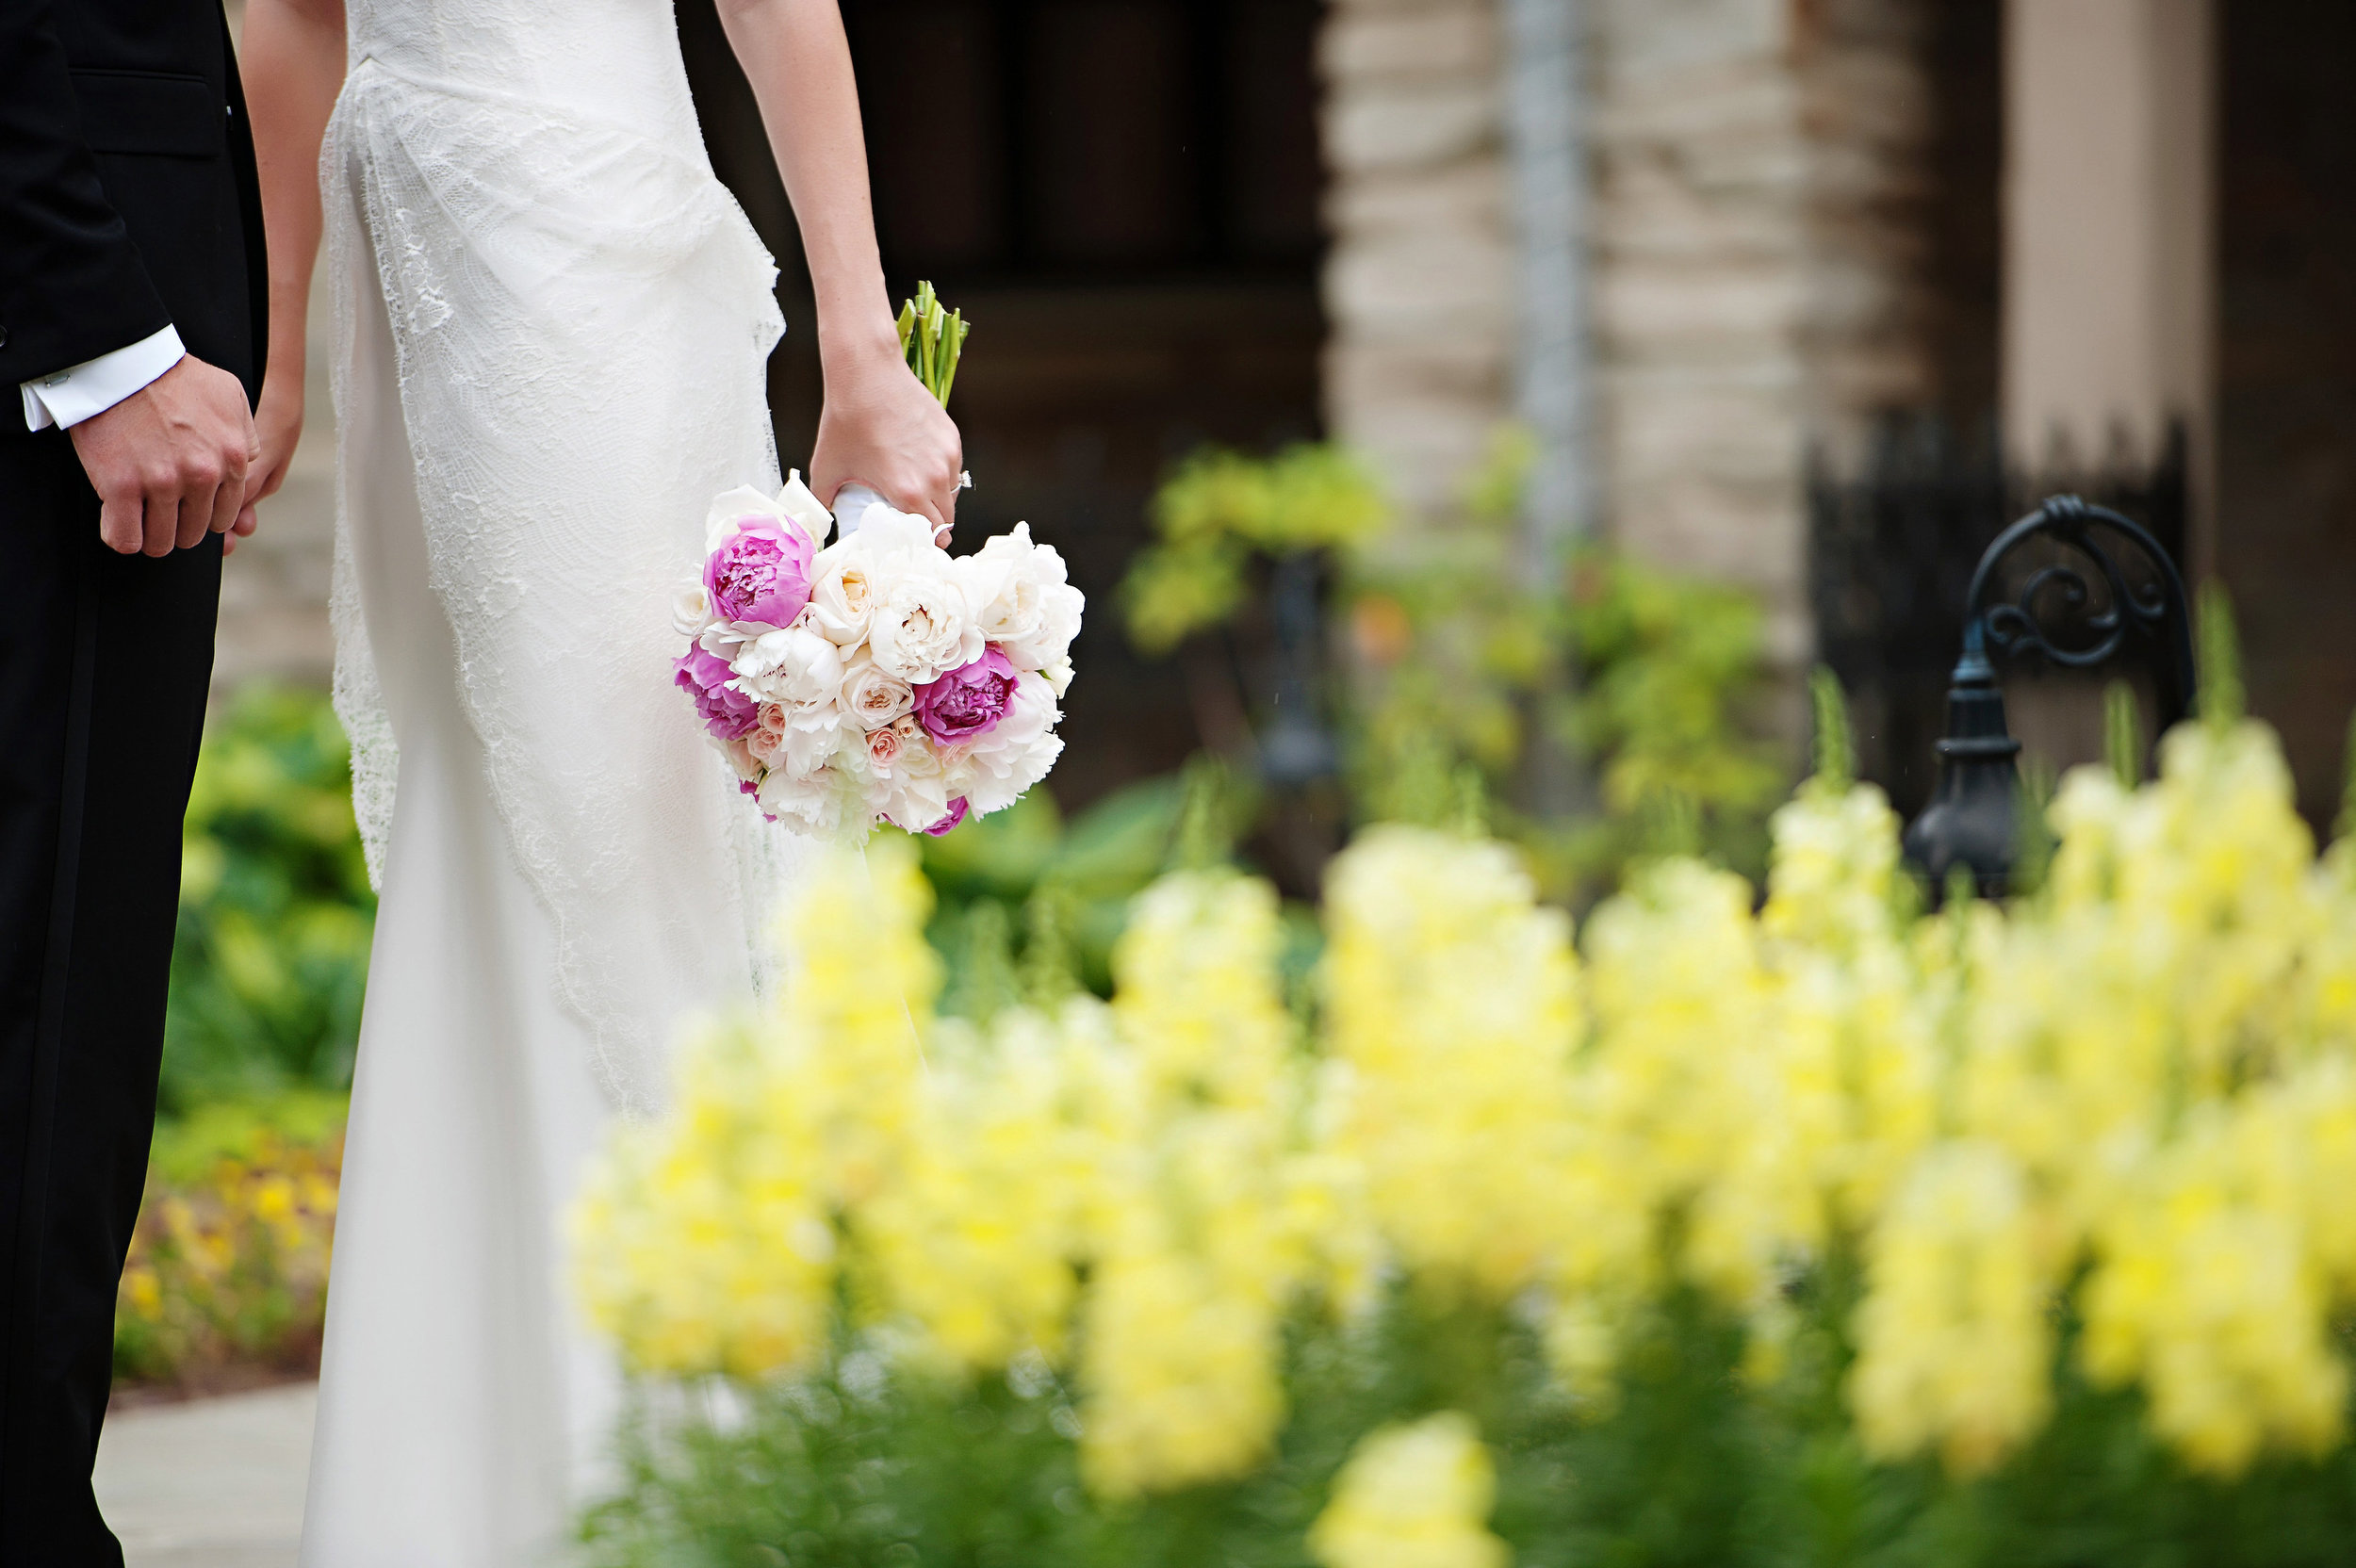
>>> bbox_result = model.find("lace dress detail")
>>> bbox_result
[321,0,800,1114]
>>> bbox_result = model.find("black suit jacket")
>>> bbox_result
[0,0,267,408]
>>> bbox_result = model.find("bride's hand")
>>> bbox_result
[809,343,964,542]
[231,367,306,556]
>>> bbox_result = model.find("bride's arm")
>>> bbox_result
[716,0,965,534]
[235,0,348,547]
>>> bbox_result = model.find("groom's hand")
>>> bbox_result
[69,355,260,558]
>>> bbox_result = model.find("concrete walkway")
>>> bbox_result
[94,1383,315,1568]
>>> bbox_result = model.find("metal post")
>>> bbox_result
[1501,0,1595,819]
[1500,0,1594,564]
[1901,494,2197,897]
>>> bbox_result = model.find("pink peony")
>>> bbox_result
[924,797,970,836]
[704,513,817,629]
[676,645,761,741]
[912,646,1019,746]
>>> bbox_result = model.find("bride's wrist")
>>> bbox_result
[817,321,903,382]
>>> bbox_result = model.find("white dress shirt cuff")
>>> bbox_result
[20,324,187,433]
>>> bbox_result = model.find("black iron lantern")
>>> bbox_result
[1901,495,2197,897]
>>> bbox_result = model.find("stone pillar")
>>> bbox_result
[1587,0,1818,670]
[2003,0,2217,567]
[1317,0,1514,516]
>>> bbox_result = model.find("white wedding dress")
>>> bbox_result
[304,3,800,1561]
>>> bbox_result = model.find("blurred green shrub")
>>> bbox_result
[1122,433,1787,905]
[1121,444,1389,656]
[1347,443,1785,901]
[921,760,1270,1019]
[165,685,375,1115]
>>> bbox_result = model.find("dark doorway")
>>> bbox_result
[680,0,1329,808]
[2217,1,2356,825]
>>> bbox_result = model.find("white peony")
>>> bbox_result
[696,621,752,665]
[839,652,915,731]
[731,620,844,710]
[941,673,1063,816]
[776,468,836,545]
[867,562,982,686]
[844,503,939,561]
[875,726,955,833]
[758,763,855,838]
[957,523,1085,673]
[1039,657,1074,698]
[701,477,833,557]
[768,703,845,780]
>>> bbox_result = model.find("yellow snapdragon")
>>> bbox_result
[1850,1140,2052,1475]
[573,710,2356,1497]
[1321,826,1580,1298]
[1309,1413,1510,1568]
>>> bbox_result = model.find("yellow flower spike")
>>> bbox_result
[1851,1141,2053,1475]
[1309,1413,1510,1568]
[2081,1094,2347,1477]
[1321,826,1580,1298]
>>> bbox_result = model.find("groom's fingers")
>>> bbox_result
[95,485,143,555]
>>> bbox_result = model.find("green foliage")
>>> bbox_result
[2199,582,2246,732]
[1349,436,1784,903]
[148,1088,350,1186]
[1121,445,1389,656]
[2105,681,2145,790]
[583,1276,2356,1568]
[1121,433,1785,906]
[924,778,1190,1017]
[165,684,375,1116]
[1809,666,1857,792]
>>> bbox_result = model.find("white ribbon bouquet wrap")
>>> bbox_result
[670,289,1081,841]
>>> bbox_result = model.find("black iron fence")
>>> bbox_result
[1808,417,2189,814]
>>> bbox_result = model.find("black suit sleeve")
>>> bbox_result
[0,0,175,388]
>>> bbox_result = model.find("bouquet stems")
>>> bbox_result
[896,280,970,407]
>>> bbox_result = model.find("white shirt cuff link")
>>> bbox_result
[20,324,187,433]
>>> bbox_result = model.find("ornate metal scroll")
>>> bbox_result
[1965,494,2197,729]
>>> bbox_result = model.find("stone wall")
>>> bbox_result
[1317,0,1514,517]
[1589,0,1814,669]
[1319,0,1955,679]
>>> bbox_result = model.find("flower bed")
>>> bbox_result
[113,1095,343,1394]
[573,694,2356,1564]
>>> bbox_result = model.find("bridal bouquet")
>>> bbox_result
[671,288,1082,841]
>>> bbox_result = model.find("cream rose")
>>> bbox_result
[671,582,713,639]
[840,653,916,731]
[805,542,879,646]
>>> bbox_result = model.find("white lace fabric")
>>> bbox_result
[322,0,803,1115]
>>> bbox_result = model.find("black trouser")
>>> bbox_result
[0,430,220,1566]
